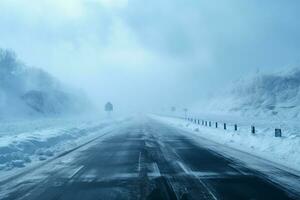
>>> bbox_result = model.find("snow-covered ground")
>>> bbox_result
[0,117,124,173]
[152,115,300,172]
[159,68,300,173]
[194,67,300,121]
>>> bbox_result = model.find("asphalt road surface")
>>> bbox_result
[1,118,299,200]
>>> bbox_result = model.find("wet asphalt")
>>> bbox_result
[2,118,299,200]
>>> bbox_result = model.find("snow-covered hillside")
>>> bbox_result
[205,68,300,120]
[0,49,92,119]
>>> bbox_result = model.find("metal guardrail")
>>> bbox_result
[185,117,282,137]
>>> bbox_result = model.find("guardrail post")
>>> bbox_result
[234,124,238,131]
[275,128,282,137]
[184,116,282,138]
[251,126,255,134]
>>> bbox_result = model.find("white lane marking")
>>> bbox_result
[177,161,218,200]
[148,162,161,177]
[192,171,247,179]
[177,161,189,173]
[153,163,161,176]
[82,169,98,179]
[138,152,142,172]
[228,164,248,175]
[81,173,139,183]
[112,173,139,179]
[68,165,84,179]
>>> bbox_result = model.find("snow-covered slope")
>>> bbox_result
[206,68,300,120]
[0,49,92,119]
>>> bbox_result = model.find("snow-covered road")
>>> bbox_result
[0,116,299,200]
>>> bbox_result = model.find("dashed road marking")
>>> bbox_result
[68,165,84,179]
[148,162,161,177]
[177,161,219,200]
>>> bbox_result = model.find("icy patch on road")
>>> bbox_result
[152,115,300,172]
[0,117,116,172]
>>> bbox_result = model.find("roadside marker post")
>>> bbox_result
[251,126,256,134]
[275,129,282,137]
[181,115,284,138]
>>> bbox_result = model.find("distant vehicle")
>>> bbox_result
[171,106,176,112]
[105,102,113,113]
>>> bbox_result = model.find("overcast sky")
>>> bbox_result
[0,0,300,113]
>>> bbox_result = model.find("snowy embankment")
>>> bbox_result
[200,67,300,120]
[0,48,110,172]
[0,117,121,172]
[152,115,300,172]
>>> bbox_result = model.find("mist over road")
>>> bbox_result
[1,117,299,200]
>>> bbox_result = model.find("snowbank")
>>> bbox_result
[152,115,300,172]
[0,117,118,171]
